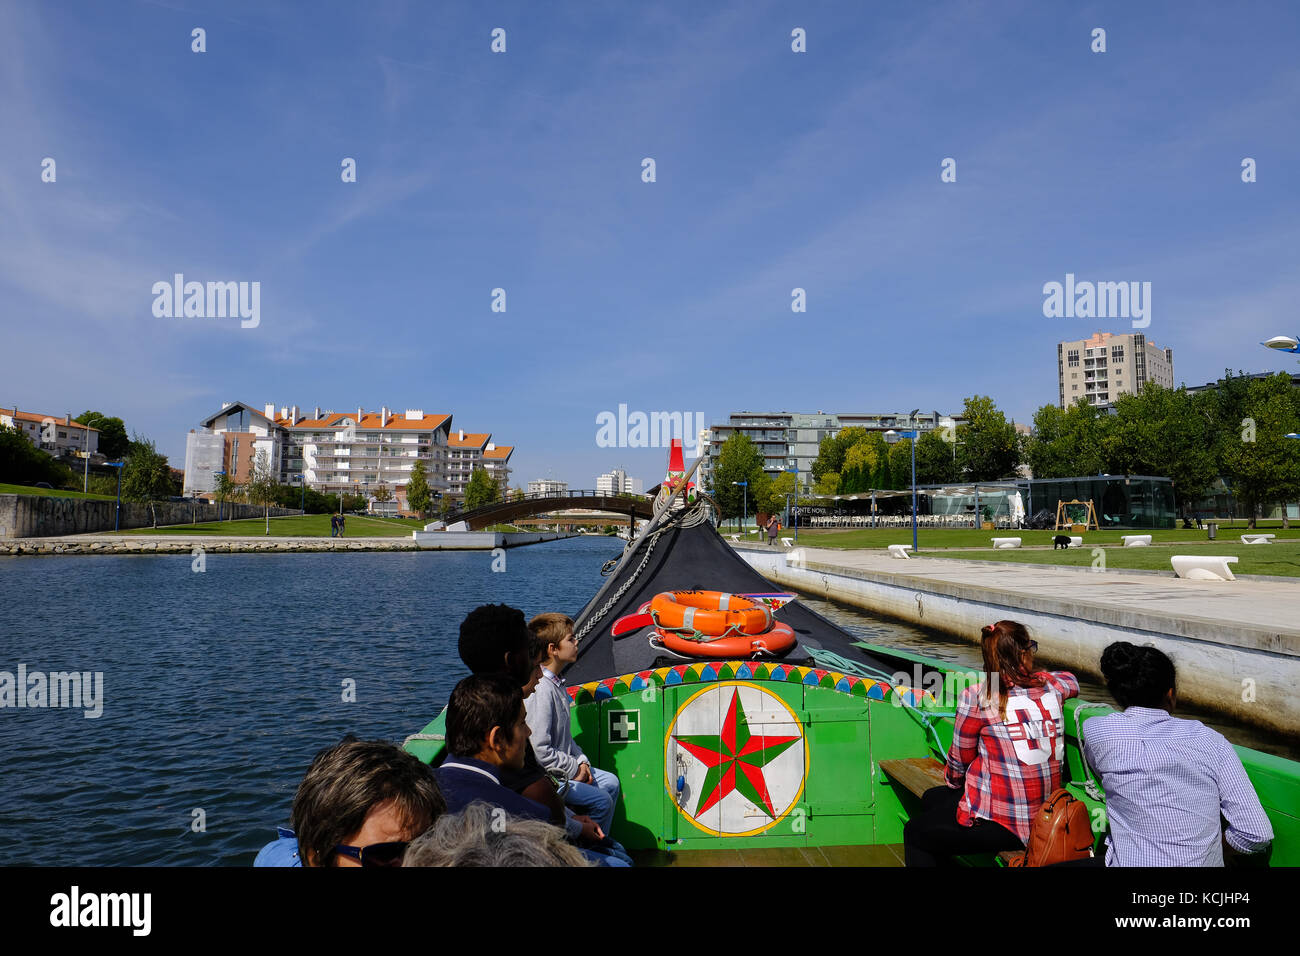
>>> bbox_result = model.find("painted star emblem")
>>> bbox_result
[673,688,800,819]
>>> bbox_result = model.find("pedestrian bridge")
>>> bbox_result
[442,490,655,531]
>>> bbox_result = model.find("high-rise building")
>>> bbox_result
[1057,332,1174,409]
[699,410,963,494]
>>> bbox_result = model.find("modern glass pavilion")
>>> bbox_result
[796,474,1176,530]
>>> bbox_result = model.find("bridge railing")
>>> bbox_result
[441,489,652,519]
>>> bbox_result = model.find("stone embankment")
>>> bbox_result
[0,536,420,556]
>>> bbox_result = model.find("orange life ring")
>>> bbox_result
[649,590,773,636]
[655,621,797,658]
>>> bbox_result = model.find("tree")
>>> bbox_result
[372,483,393,508]
[406,461,432,517]
[1217,374,1300,528]
[709,432,764,522]
[754,471,796,517]
[888,436,915,491]
[956,395,1021,482]
[120,436,173,528]
[510,487,525,502]
[915,429,960,485]
[464,466,500,511]
[1105,385,1216,508]
[0,423,75,486]
[1025,399,1108,480]
[74,411,129,460]
[812,472,840,496]
[244,449,278,535]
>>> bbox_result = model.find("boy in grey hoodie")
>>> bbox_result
[525,612,622,836]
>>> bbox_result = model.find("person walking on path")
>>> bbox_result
[766,515,780,546]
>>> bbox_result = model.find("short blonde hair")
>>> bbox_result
[528,612,574,662]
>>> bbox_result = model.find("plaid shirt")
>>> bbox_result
[945,671,1079,842]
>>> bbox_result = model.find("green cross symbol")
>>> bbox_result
[608,709,639,743]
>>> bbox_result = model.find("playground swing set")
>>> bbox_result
[1054,498,1100,532]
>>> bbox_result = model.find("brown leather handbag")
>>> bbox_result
[1006,789,1096,867]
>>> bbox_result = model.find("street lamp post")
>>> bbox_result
[107,461,124,531]
[732,480,748,537]
[885,429,919,552]
[786,465,799,543]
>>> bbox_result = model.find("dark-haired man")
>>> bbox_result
[254,737,445,867]
[434,673,556,821]
[456,604,631,866]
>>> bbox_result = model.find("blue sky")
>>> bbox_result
[2,0,1298,488]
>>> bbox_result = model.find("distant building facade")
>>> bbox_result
[1058,332,1174,409]
[528,478,569,496]
[1,407,99,459]
[596,469,643,496]
[700,410,964,495]
[183,401,513,509]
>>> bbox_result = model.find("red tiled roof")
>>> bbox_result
[449,432,490,448]
[482,445,513,460]
[288,412,450,431]
[0,408,99,431]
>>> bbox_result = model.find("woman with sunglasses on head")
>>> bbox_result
[904,621,1078,866]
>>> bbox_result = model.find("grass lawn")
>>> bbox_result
[737,525,1300,550]
[0,482,116,501]
[921,540,1300,577]
[109,513,423,538]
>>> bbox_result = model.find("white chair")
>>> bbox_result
[1240,534,1275,545]
[781,537,794,548]
[1069,536,1083,547]
[888,544,912,559]
[991,537,1022,549]
[1171,555,1238,581]
[1121,535,1152,547]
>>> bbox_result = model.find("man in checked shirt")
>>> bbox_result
[1082,642,1273,867]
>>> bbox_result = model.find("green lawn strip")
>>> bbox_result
[0,483,116,501]
[921,542,1300,577]
[753,526,1300,550]
[108,513,416,538]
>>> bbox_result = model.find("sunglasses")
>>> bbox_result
[333,840,409,867]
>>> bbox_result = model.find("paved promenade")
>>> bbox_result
[755,545,1300,651]
[739,543,1300,734]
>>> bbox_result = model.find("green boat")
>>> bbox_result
[403,461,1299,867]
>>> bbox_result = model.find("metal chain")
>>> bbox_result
[574,499,713,645]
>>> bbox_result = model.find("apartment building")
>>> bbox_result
[700,410,964,494]
[1,407,99,459]
[447,429,514,499]
[1058,332,1174,409]
[527,478,569,496]
[596,469,643,496]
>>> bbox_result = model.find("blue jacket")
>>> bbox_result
[434,755,553,821]
[253,827,302,867]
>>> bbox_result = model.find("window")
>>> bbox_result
[1067,350,1080,367]
[1111,345,1125,362]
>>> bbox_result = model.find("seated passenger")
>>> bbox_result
[403,802,592,867]
[457,604,631,865]
[254,736,445,867]
[904,621,1078,867]
[526,612,622,837]
[1083,642,1274,866]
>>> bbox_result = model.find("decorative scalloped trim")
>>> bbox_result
[567,661,934,707]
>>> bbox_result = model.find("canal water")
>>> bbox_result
[1,536,1291,866]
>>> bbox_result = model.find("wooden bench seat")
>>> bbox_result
[879,757,946,798]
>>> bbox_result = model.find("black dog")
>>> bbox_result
[1053,535,1071,549]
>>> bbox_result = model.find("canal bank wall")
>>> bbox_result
[737,545,1300,737]
[0,531,577,556]
[0,493,298,538]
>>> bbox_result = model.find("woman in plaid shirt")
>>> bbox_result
[904,621,1078,866]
